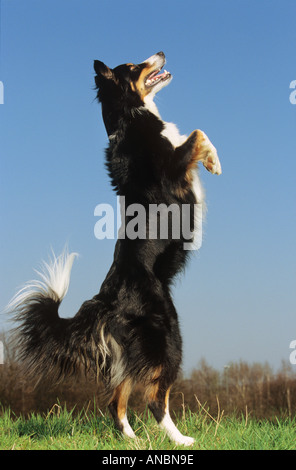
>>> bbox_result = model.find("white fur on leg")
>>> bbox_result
[120,413,136,439]
[159,410,195,446]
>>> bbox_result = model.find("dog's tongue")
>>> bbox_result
[151,69,168,80]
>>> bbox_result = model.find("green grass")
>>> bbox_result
[0,404,295,450]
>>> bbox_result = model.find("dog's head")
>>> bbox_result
[94,52,172,108]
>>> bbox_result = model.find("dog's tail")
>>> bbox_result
[7,249,100,383]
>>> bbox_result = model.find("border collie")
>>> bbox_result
[8,52,221,446]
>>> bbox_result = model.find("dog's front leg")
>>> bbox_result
[175,130,222,175]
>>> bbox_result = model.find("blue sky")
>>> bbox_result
[0,0,295,374]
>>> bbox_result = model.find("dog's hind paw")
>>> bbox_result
[175,435,195,447]
[159,412,195,447]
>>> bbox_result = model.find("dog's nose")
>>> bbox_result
[157,51,165,58]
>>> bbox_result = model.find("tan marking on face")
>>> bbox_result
[132,62,158,100]
[130,81,137,93]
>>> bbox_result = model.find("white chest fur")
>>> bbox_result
[161,122,187,148]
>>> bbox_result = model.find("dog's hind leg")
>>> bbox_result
[147,383,195,447]
[108,378,136,439]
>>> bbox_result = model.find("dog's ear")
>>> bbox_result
[94,60,114,81]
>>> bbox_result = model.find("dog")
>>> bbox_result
[8,52,221,446]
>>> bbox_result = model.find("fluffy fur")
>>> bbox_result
[8,52,221,446]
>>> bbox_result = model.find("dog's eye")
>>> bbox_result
[130,65,140,72]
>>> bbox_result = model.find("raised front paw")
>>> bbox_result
[202,140,222,175]
[195,130,222,175]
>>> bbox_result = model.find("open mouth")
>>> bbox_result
[145,67,171,88]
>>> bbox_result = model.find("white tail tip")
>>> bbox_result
[7,249,79,311]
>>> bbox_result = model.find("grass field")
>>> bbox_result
[0,404,295,450]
